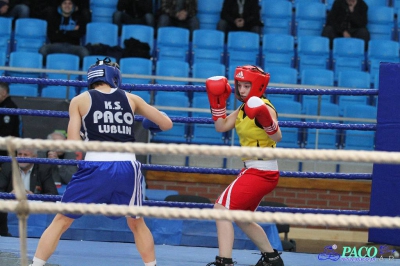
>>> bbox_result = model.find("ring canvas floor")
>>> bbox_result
[0,237,399,266]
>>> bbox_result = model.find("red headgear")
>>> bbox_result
[234,65,270,102]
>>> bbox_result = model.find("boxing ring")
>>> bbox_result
[0,62,400,265]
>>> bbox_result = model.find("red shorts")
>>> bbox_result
[216,168,279,211]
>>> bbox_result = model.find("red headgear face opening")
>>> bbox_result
[234,65,270,102]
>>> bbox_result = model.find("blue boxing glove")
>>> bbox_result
[142,111,167,133]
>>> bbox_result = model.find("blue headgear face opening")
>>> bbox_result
[87,57,121,89]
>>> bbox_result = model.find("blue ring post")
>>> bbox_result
[369,62,400,245]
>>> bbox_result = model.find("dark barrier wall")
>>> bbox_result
[13,96,70,139]
[369,63,400,245]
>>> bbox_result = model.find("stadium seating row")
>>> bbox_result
[262,0,399,40]
[150,95,376,151]
[90,0,400,37]
[1,17,395,89]
[4,50,379,104]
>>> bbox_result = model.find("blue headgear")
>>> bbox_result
[87,57,121,89]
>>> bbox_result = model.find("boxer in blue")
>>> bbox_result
[29,57,172,266]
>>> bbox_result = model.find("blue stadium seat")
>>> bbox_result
[297,36,330,74]
[150,93,190,143]
[121,25,154,55]
[190,95,226,145]
[8,51,43,78]
[367,6,395,40]
[367,40,399,86]
[262,34,295,69]
[42,53,80,99]
[342,104,377,150]
[9,84,39,97]
[0,17,12,61]
[260,0,293,35]
[338,70,371,89]
[197,0,223,29]
[14,18,47,52]
[119,57,153,85]
[191,62,226,86]
[394,0,400,10]
[364,0,388,7]
[332,38,365,81]
[270,99,302,148]
[191,29,225,64]
[90,0,118,23]
[301,68,334,87]
[266,66,298,85]
[300,68,334,110]
[295,0,322,3]
[45,53,80,80]
[294,2,326,37]
[120,57,153,103]
[337,71,371,115]
[155,59,189,87]
[226,31,260,72]
[0,52,6,76]
[265,66,298,102]
[85,22,118,47]
[303,102,340,149]
[156,27,190,62]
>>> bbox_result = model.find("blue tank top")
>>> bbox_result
[82,89,136,142]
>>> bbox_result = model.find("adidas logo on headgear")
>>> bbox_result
[236,71,244,79]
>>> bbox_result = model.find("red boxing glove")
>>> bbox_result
[245,96,279,135]
[205,76,232,121]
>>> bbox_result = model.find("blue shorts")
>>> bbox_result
[61,160,144,219]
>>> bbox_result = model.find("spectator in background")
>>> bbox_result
[113,0,155,35]
[0,148,58,237]
[0,0,29,24]
[0,82,21,237]
[39,0,89,66]
[47,0,91,24]
[1,148,58,195]
[44,130,78,185]
[0,82,21,158]
[217,0,263,40]
[157,0,199,37]
[322,0,370,50]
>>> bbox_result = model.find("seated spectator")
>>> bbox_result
[43,130,79,185]
[2,148,58,195]
[113,0,154,35]
[0,148,58,237]
[157,0,199,37]
[322,0,370,50]
[0,0,29,25]
[48,0,91,24]
[0,82,21,158]
[217,0,263,40]
[39,0,89,66]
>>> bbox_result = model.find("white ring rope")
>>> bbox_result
[1,137,400,164]
[1,200,400,229]
[2,134,399,265]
